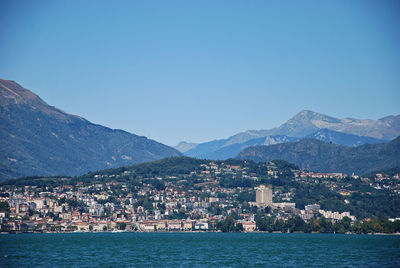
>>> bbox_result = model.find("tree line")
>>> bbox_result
[216,214,400,234]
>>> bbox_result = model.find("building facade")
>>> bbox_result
[256,185,272,208]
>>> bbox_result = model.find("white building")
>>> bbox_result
[256,185,272,208]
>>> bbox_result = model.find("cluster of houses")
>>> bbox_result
[1,160,386,233]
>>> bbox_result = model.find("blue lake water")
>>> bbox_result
[1,232,400,267]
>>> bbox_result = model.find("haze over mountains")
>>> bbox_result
[0,79,181,180]
[176,110,399,160]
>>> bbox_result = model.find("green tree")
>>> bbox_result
[334,216,351,233]
[117,222,127,230]
[255,214,275,232]
[0,201,10,212]
[235,223,244,232]
[217,216,235,232]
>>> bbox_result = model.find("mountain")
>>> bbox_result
[183,134,301,159]
[237,137,400,175]
[185,139,228,158]
[200,130,388,160]
[180,110,399,159]
[305,129,388,147]
[174,141,198,153]
[185,135,299,160]
[0,79,181,180]
[271,110,400,140]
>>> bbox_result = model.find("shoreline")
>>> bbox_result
[2,231,400,236]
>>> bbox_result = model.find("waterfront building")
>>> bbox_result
[194,220,209,230]
[239,221,256,232]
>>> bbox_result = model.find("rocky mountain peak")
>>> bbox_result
[0,79,81,122]
[0,79,42,106]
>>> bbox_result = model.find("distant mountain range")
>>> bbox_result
[184,135,299,160]
[0,79,181,180]
[237,137,400,175]
[176,110,399,160]
[2,78,399,179]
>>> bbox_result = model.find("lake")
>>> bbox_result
[1,232,399,267]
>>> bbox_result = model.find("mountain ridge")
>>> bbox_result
[305,128,389,146]
[0,79,181,180]
[176,110,399,159]
[237,136,400,175]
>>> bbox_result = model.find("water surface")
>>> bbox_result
[1,233,399,267]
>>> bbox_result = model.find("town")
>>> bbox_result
[1,157,399,233]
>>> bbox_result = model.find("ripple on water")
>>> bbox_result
[1,233,400,267]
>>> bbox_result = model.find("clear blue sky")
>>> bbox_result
[1,0,399,146]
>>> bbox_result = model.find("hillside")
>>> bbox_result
[2,156,400,220]
[0,79,181,180]
[237,137,400,175]
[178,110,398,160]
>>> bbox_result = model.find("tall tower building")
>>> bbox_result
[256,185,272,208]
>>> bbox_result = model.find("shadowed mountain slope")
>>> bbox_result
[237,137,400,175]
[0,79,181,179]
